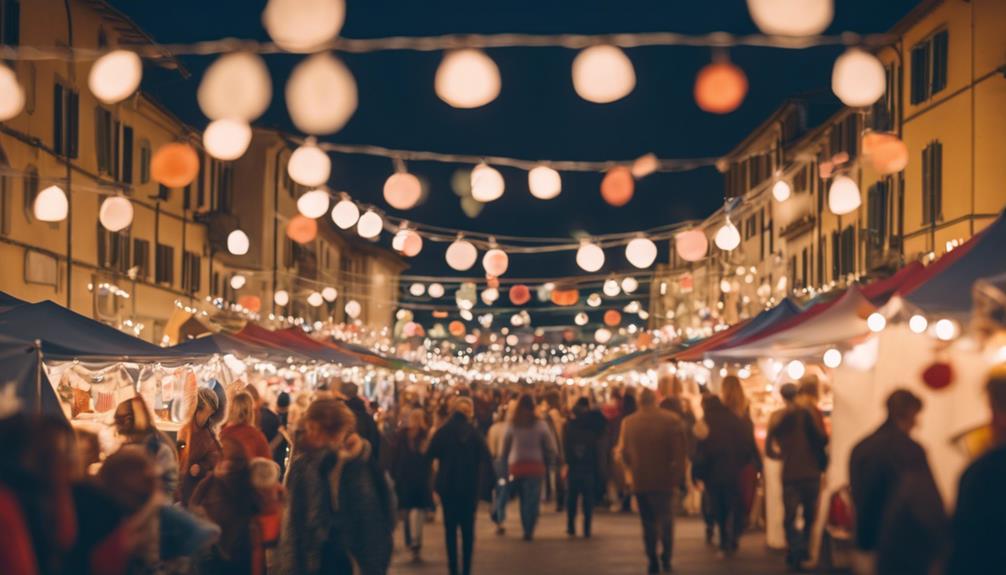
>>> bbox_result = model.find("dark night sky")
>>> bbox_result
[111,0,921,289]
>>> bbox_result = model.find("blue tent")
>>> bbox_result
[0,291,26,313]
[172,331,303,362]
[0,334,60,416]
[906,211,1006,316]
[715,298,803,349]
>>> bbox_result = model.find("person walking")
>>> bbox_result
[177,388,225,505]
[848,389,946,575]
[221,392,272,461]
[390,408,433,562]
[948,368,1006,574]
[486,400,514,534]
[694,394,761,558]
[617,388,688,573]
[342,382,383,465]
[502,393,558,541]
[562,397,604,538]
[542,391,566,512]
[766,383,828,571]
[720,376,759,526]
[427,397,491,575]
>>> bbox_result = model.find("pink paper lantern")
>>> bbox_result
[383,172,422,210]
[675,229,709,262]
[482,249,509,277]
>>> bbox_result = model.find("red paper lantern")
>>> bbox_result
[551,287,580,307]
[151,143,200,188]
[694,62,748,114]
[862,132,909,175]
[601,166,634,207]
[449,320,466,338]
[510,284,531,306]
[922,361,954,390]
[237,295,261,313]
[603,309,622,327]
[286,214,318,244]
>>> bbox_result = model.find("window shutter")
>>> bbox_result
[122,125,134,184]
[933,142,943,221]
[95,108,108,173]
[53,84,63,154]
[4,0,21,46]
[932,31,948,94]
[68,90,79,159]
[921,145,931,224]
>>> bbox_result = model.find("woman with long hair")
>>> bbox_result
[221,392,271,461]
[720,376,751,422]
[502,393,557,540]
[113,395,179,498]
[391,408,433,562]
[178,387,225,505]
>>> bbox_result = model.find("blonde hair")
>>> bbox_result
[720,376,749,420]
[227,392,256,427]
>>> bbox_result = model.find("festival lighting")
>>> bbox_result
[675,229,708,262]
[286,53,357,134]
[867,312,887,332]
[286,214,318,244]
[625,238,657,269]
[88,50,142,104]
[862,132,909,175]
[447,238,479,271]
[909,314,929,334]
[828,175,862,215]
[572,45,636,104]
[198,52,272,121]
[151,143,200,188]
[383,172,422,210]
[832,48,886,107]
[694,61,748,114]
[288,140,332,187]
[471,163,505,202]
[600,167,635,207]
[203,119,252,161]
[435,49,501,108]
[33,185,68,222]
[935,319,957,341]
[99,196,134,232]
[714,219,741,251]
[297,189,331,219]
[227,230,250,255]
[322,287,339,302]
[345,299,362,319]
[594,327,613,344]
[357,210,384,239]
[576,241,605,272]
[587,293,602,307]
[574,312,589,326]
[747,0,833,36]
[409,283,426,297]
[230,275,247,290]
[274,290,290,307]
[0,65,24,121]
[621,277,639,294]
[482,248,510,276]
[331,198,360,229]
[263,0,346,53]
[785,359,806,379]
[528,165,562,200]
[823,348,843,368]
[772,179,792,202]
[427,283,445,298]
[307,292,324,307]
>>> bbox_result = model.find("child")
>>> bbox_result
[249,457,284,575]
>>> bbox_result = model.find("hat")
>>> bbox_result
[780,382,799,401]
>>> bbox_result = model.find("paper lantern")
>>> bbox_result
[625,237,657,268]
[695,62,748,114]
[600,167,634,207]
[88,50,142,104]
[482,248,509,277]
[383,172,422,210]
[587,293,602,307]
[288,140,331,187]
[675,229,708,262]
[263,0,345,53]
[574,312,589,326]
[434,49,500,109]
[151,143,199,188]
[747,0,833,36]
[603,279,621,297]
[551,287,579,307]
[427,283,445,298]
[832,48,885,107]
[393,230,423,257]
[0,65,25,121]
[286,53,357,135]
[621,277,639,294]
[297,189,331,219]
[331,199,359,229]
[286,214,318,244]
[237,294,261,313]
[227,229,250,255]
[603,310,622,327]
[274,290,290,307]
[909,314,928,334]
[528,165,561,200]
[772,179,792,202]
[862,132,909,175]
[357,210,384,239]
[867,312,887,332]
[99,196,133,232]
[307,292,324,307]
[230,274,247,290]
[198,52,272,121]
[409,283,426,297]
[322,287,338,302]
[594,328,612,344]
[33,185,68,222]
[922,361,954,390]
[471,163,504,203]
[446,239,478,271]
[572,45,636,104]
[510,284,531,306]
[449,320,466,338]
[823,348,842,369]
[714,220,741,251]
[345,299,362,319]
[576,242,605,272]
[481,287,499,305]
[828,175,862,215]
[203,119,252,161]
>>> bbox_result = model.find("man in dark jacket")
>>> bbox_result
[766,382,827,570]
[562,397,604,538]
[342,382,382,465]
[618,388,688,574]
[427,397,491,575]
[849,389,945,575]
[947,369,1006,574]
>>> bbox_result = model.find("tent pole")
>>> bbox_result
[34,339,43,416]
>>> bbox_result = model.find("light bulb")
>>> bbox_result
[428,283,445,298]
[345,299,362,319]
[409,283,426,297]
[867,312,887,332]
[772,179,791,202]
[828,175,862,215]
[832,48,886,107]
[0,65,25,121]
[482,248,509,277]
[383,172,422,210]
[575,312,589,326]
[434,49,501,108]
[823,348,842,368]
[603,279,621,297]
[446,239,478,271]
[274,290,290,307]
[934,319,957,341]
[786,360,806,380]
[621,277,639,294]
[297,189,331,219]
[230,274,247,290]
[909,314,928,334]
[747,0,833,37]
[356,210,383,239]
[528,166,561,200]
[99,196,134,232]
[471,163,504,203]
[625,238,657,268]
[330,199,359,229]
[285,52,357,134]
[594,328,613,344]
[576,242,605,272]
[715,220,741,251]
[288,141,331,187]
[227,230,250,255]
[89,50,142,104]
[262,0,345,53]
[203,119,252,161]
[33,185,68,222]
[572,45,636,104]
[198,52,272,122]
[322,287,338,302]
[307,292,324,307]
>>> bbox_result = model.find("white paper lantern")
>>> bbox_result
[714,220,741,251]
[587,293,602,307]
[393,230,423,257]
[297,189,331,219]
[621,277,639,294]
[785,359,806,380]
[823,348,843,369]
[230,274,247,290]
[286,52,357,134]
[772,179,791,202]
[99,196,134,232]
[345,299,362,319]
[203,119,252,161]
[828,175,862,215]
[909,314,928,334]
[274,290,290,307]
[307,291,324,307]
[481,287,499,305]
[603,279,621,297]
[0,65,25,121]
[625,237,657,269]
[356,210,383,239]
[262,0,345,53]
[288,141,331,187]
[572,45,636,104]
[322,286,338,302]
[227,229,250,255]
[576,242,605,272]
[33,185,68,222]
[747,0,833,36]
[331,199,360,229]
[434,49,501,109]
[482,248,509,277]
[446,239,478,271]
[383,172,422,210]
[574,312,589,326]
[89,50,142,104]
[198,52,272,121]
[428,283,445,298]
[832,48,886,107]
[935,319,957,341]
[867,312,887,332]
[528,166,561,200]
[594,327,613,344]
[409,283,426,297]
[471,163,505,203]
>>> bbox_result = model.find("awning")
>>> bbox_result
[676,298,804,362]
[172,331,294,362]
[0,334,60,416]
[0,291,27,313]
[234,324,361,366]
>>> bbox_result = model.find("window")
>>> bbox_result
[911,30,948,104]
[21,164,37,221]
[196,151,205,208]
[818,235,826,286]
[182,251,201,293]
[0,0,20,46]
[800,247,808,288]
[95,111,133,185]
[210,160,234,213]
[97,223,131,274]
[790,255,797,292]
[95,108,113,174]
[871,65,898,131]
[839,226,856,277]
[53,83,79,158]
[745,215,757,240]
[921,141,943,225]
[139,139,151,184]
[132,238,150,280]
[155,243,174,285]
[23,62,34,114]
[24,250,58,287]
[121,125,133,184]
[867,181,890,250]
[829,115,859,160]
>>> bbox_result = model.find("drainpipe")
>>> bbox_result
[63,0,74,309]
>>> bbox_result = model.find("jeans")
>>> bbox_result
[783,478,821,564]
[636,492,676,567]
[708,483,745,552]
[491,460,508,525]
[442,499,476,575]
[566,473,596,536]
[402,508,426,551]
[514,477,543,538]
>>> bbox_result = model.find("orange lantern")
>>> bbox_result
[432,310,448,319]
[509,284,531,306]
[675,229,709,262]
[635,331,653,349]
[550,287,580,307]
[286,214,318,244]
[694,62,748,114]
[603,309,622,327]
[862,132,909,175]
[237,295,261,313]
[449,320,466,338]
[486,276,500,289]
[600,166,634,207]
[151,142,200,188]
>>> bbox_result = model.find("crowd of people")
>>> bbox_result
[1,366,1004,575]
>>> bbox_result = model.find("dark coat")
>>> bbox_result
[766,405,827,482]
[347,396,382,465]
[390,428,433,509]
[427,412,491,506]
[694,400,760,487]
[619,406,689,493]
[563,413,604,477]
[946,444,1006,574]
[190,466,260,573]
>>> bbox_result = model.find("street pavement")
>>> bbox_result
[389,502,790,575]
